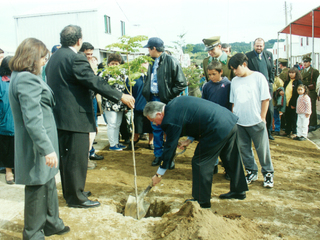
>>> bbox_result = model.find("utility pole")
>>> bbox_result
[284,1,289,63]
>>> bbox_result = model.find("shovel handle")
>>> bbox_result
[176,147,186,155]
[139,182,153,198]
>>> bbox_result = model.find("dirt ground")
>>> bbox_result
[1,134,320,240]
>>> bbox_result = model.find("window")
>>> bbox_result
[306,37,309,46]
[301,38,303,46]
[104,15,111,33]
[284,45,286,52]
[121,21,125,36]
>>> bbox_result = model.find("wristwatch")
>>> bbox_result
[155,173,162,178]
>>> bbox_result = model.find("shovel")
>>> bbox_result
[124,147,187,220]
[125,182,153,220]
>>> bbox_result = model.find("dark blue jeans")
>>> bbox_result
[150,95,164,157]
[270,106,281,133]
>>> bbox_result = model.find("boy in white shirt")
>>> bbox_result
[229,53,274,188]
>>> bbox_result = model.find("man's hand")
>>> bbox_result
[45,152,58,168]
[178,139,191,149]
[121,94,135,109]
[305,114,310,118]
[152,174,162,186]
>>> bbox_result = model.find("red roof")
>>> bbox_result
[280,6,320,38]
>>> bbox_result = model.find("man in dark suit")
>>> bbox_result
[46,25,135,208]
[143,96,248,209]
[246,38,275,140]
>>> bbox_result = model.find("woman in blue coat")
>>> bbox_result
[0,56,14,184]
[9,38,69,239]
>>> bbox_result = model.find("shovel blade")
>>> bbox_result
[124,195,150,220]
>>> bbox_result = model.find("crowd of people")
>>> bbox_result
[0,24,319,239]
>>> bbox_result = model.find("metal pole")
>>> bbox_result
[312,10,315,68]
[277,32,280,75]
[285,1,289,61]
[14,18,19,48]
[290,24,292,67]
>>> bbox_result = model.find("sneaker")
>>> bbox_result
[263,173,274,188]
[109,145,123,151]
[117,144,127,149]
[245,170,258,184]
[298,136,306,141]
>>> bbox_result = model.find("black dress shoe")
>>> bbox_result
[89,153,104,160]
[126,140,139,150]
[152,156,162,166]
[148,144,154,150]
[298,136,306,141]
[45,226,70,236]
[269,135,275,140]
[219,191,246,200]
[83,191,92,197]
[68,200,101,208]
[184,199,211,208]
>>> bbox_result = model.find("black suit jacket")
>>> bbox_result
[46,47,122,133]
[246,50,275,84]
[160,96,238,169]
[142,52,187,104]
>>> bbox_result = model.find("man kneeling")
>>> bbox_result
[143,96,248,208]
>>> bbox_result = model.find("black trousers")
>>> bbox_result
[120,112,131,141]
[309,90,317,127]
[23,177,65,240]
[0,135,14,168]
[192,125,248,204]
[58,130,89,205]
[285,106,297,134]
[266,83,274,135]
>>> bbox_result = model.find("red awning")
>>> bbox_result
[279,6,320,38]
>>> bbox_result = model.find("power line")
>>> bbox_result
[115,0,130,22]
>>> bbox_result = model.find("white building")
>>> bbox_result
[272,36,320,70]
[13,1,154,62]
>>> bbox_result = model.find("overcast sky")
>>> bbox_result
[1,0,319,52]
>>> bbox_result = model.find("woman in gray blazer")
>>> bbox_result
[9,38,70,239]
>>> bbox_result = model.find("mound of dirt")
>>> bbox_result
[154,201,264,240]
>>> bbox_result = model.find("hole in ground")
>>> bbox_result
[120,199,171,218]
[145,200,171,218]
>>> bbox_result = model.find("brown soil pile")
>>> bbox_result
[154,201,263,239]
[1,134,320,239]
